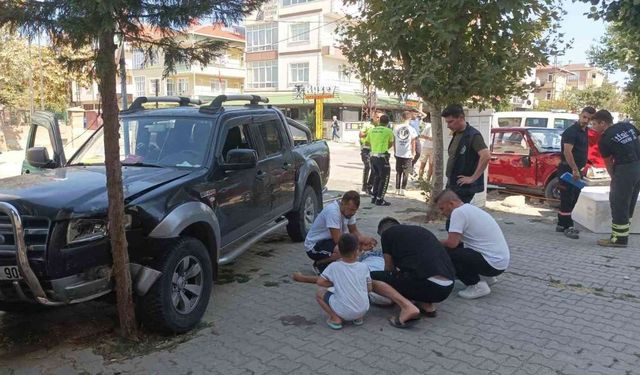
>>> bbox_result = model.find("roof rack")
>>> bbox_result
[199,94,269,113]
[122,96,202,113]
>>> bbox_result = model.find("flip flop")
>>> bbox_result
[352,318,364,326]
[418,307,438,318]
[388,315,420,329]
[326,320,343,330]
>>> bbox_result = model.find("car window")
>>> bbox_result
[221,124,253,162]
[525,117,548,127]
[492,131,529,155]
[497,117,522,127]
[32,125,54,158]
[553,118,574,130]
[528,129,562,152]
[287,121,310,146]
[257,120,283,157]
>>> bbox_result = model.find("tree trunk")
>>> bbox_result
[96,30,138,339]
[427,102,445,199]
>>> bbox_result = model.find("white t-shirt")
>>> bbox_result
[393,123,418,158]
[304,201,356,251]
[449,204,510,270]
[421,123,433,150]
[321,260,371,321]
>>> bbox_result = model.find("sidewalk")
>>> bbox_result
[2,142,639,374]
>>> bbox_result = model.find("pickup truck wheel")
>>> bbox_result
[137,237,212,333]
[287,185,320,242]
[545,177,561,208]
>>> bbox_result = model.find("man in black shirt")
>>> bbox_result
[371,217,456,326]
[592,110,640,247]
[556,106,596,239]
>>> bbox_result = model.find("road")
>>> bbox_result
[1,141,639,375]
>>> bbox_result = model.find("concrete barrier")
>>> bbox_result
[573,186,640,234]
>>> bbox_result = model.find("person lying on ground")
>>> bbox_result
[436,189,510,299]
[304,190,377,273]
[371,217,456,319]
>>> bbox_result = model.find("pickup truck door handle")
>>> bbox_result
[256,170,266,180]
[282,162,290,170]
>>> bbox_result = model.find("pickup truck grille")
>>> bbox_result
[0,213,50,256]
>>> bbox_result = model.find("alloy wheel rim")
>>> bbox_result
[171,255,203,315]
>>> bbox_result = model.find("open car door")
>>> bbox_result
[21,111,66,174]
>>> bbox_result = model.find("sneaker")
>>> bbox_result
[597,237,628,248]
[481,276,499,286]
[399,189,405,196]
[375,199,391,206]
[564,227,580,239]
[555,225,566,233]
[368,292,393,306]
[458,281,491,299]
[394,189,400,195]
[352,318,364,326]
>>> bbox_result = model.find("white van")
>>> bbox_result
[491,111,578,130]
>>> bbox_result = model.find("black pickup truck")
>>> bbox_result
[0,95,329,332]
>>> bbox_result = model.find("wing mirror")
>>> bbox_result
[223,149,258,170]
[26,147,57,168]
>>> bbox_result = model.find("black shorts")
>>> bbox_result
[306,238,336,261]
[371,271,454,303]
[323,290,334,305]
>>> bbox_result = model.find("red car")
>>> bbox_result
[488,127,608,200]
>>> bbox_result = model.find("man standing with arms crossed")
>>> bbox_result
[591,110,640,247]
[365,114,394,206]
[393,111,418,196]
[442,104,490,205]
[556,106,596,239]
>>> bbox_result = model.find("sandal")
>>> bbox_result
[352,318,364,326]
[326,320,343,330]
[418,307,438,318]
[388,315,420,329]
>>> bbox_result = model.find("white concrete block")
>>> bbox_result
[572,186,640,234]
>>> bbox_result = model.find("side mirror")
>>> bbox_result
[223,149,257,170]
[26,147,56,168]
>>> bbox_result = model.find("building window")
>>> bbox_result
[290,63,309,85]
[289,22,310,43]
[247,61,278,89]
[149,79,161,96]
[211,79,227,94]
[547,73,553,83]
[177,78,189,95]
[545,90,552,100]
[283,0,316,5]
[246,23,278,52]
[592,73,597,79]
[134,76,145,98]
[166,79,176,96]
[133,49,145,69]
[338,64,351,82]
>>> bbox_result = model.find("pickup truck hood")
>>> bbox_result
[0,166,190,218]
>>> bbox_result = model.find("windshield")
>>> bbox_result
[70,116,214,168]
[528,129,562,151]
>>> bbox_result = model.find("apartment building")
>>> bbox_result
[534,65,575,102]
[563,63,606,90]
[244,0,410,121]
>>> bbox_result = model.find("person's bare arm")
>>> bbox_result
[441,232,463,249]
[316,276,333,288]
[411,138,416,155]
[348,224,377,250]
[367,281,373,293]
[563,143,581,180]
[383,253,395,272]
[457,148,490,186]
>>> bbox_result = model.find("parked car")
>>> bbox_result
[491,111,579,130]
[0,95,330,332]
[488,127,608,200]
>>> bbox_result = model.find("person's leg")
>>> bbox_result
[395,157,403,191]
[627,164,640,224]
[316,289,342,325]
[426,154,434,182]
[418,158,426,180]
[361,149,371,192]
[447,247,482,286]
[370,277,420,324]
[401,158,412,189]
[603,166,638,246]
[307,239,339,272]
[376,156,391,203]
[370,156,382,201]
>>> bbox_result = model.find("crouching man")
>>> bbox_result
[435,190,510,299]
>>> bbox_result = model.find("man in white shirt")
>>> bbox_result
[304,190,377,273]
[418,121,433,182]
[436,190,510,299]
[393,111,418,196]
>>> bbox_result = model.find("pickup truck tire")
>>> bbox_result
[545,177,561,208]
[137,236,212,333]
[287,185,320,242]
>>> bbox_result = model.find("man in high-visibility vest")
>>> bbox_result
[364,114,394,206]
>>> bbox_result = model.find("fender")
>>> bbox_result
[293,159,321,209]
[149,201,221,262]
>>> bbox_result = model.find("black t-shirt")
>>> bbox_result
[598,122,640,166]
[560,122,589,169]
[381,225,455,280]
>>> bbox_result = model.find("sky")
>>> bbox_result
[559,1,628,86]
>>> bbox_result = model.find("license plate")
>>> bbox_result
[0,266,22,280]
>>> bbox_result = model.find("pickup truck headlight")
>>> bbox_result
[67,219,108,244]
